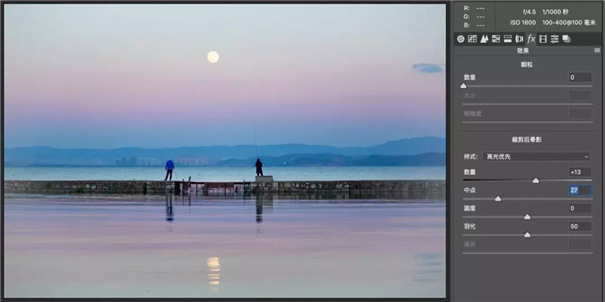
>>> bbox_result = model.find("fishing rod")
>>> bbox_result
[253,128,259,158]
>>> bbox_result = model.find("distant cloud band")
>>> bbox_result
[412,63,444,73]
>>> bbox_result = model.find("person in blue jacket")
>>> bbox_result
[164,159,175,181]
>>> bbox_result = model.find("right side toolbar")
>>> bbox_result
[450,2,603,302]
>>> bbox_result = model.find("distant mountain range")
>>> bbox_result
[4,136,445,167]
[217,152,445,167]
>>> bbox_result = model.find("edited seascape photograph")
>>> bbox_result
[3,3,446,298]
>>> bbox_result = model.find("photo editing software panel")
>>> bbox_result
[449,1,603,302]
[3,1,605,302]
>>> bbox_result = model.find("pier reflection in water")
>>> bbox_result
[182,184,445,202]
[255,194,274,223]
[5,193,445,298]
[165,194,174,222]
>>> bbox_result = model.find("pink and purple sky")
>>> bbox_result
[4,4,445,149]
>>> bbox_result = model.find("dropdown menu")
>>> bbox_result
[482,152,591,161]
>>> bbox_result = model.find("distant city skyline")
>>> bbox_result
[4,4,446,148]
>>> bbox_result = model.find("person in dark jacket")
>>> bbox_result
[164,159,175,181]
[255,158,263,176]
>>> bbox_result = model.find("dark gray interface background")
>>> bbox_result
[449,1,603,302]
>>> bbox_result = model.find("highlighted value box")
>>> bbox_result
[569,185,592,197]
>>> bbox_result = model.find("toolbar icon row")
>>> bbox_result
[455,33,581,46]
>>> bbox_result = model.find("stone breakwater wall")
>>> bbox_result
[4,180,445,195]
[248,180,445,193]
[3,180,173,195]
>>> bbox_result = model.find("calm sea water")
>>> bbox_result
[4,197,445,298]
[4,166,445,181]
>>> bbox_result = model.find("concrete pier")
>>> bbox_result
[255,176,274,182]
[3,180,173,195]
[3,179,445,196]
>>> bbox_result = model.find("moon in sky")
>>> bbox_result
[207,51,220,63]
